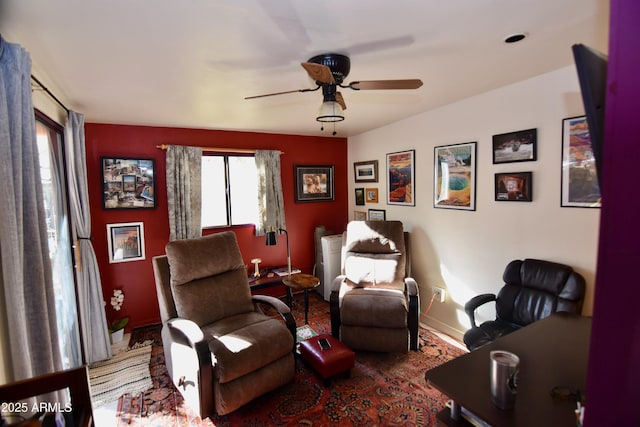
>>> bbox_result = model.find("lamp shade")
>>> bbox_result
[265,230,278,246]
[317,101,345,122]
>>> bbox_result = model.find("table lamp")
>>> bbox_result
[265,228,291,277]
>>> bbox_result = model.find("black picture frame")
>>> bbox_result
[560,116,601,208]
[355,188,365,205]
[102,157,156,209]
[434,142,477,211]
[294,164,334,202]
[387,150,415,206]
[492,128,537,164]
[495,172,532,202]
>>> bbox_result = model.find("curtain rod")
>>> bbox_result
[31,74,70,113]
[156,144,283,154]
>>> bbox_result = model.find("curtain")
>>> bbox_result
[166,145,202,241]
[255,150,286,236]
[66,111,111,364]
[0,36,63,380]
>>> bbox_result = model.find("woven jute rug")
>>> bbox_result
[89,341,153,408]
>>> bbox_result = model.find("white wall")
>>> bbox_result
[348,66,599,340]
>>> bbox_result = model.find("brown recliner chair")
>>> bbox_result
[152,231,296,418]
[463,258,586,351]
[330,221,420,352]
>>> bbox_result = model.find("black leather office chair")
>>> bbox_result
[463,258,586,351]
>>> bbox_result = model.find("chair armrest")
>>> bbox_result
[464,294,497,328]
[330,274,347,293]
[252,295,297,346]
[329,275,346,337]
[166,318,211,366]
[404,277,419,296]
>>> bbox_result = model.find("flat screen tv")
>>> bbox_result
[572,43,608,186]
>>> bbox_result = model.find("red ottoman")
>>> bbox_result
[299,334,355,383]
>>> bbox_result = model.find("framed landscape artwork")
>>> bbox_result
[561,116,601,208]
[102,157,156,209]
[106,222,145,263]
[354,160,379,183]
[495,172,532,202]
[294,164,335,202]
[355,188,365,205]
[492,128,537,164]
[387,150,415,206]
[368,209,386,221]
[434,142,477,211]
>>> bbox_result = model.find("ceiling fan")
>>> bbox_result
[245,53,423,132]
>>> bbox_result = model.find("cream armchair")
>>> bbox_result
[152,231,296,417]
[330,221,420,352]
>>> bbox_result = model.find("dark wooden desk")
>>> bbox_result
[425,313,591,427]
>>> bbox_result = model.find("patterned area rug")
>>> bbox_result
[113,292,465,426]
[89,342,154,408]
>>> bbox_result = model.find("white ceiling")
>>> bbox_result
[1,0,609,137]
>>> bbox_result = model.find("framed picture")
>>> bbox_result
[368,209,386,221]
[106,222,145,263]
[434,142,477,210]
[354,160,379,183]
[354,210,367,221]
[355,188,365,205]
[294,164,334,202]
[365,188,379,203]
[495,172,532,202]
[387,150,415,206]
[561,116,601,208]
[492,128,537,164]
[102,157,156,209]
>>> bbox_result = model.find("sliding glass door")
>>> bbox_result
[35,111,82,368]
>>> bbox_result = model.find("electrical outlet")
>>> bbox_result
[432,286,446,303]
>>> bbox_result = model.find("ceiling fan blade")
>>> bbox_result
[348,79,423,90]
[301,62,335,84]
[244,87,318,100]
[335,92,347,111]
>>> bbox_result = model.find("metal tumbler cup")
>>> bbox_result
[490,350,519,410]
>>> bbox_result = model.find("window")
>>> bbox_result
[201,154,259,228]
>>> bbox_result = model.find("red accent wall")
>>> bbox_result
[85,123,348,329]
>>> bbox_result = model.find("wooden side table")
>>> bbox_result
[282,273,320,324]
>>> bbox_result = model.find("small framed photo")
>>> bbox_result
[101,157,156,209]
[434,142,477,211]
[387,150,415,206]
[354,210,367,221]
[106,222,145,263]
[365,188,379,203]
[495,172,532,202]
[368,209,386,221]
[354,160,379,183]
[355,188,365,205]
[561,116,601,208]
[492,128,537,164]
[294,165,334,202]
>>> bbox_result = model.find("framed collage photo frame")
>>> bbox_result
[434,142,477,211]
[561,116,601,208]
[387,150,415,206]
[102,157,156,209]
[294,164,335,202]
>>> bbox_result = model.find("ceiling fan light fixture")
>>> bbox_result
[316,101,345,122]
